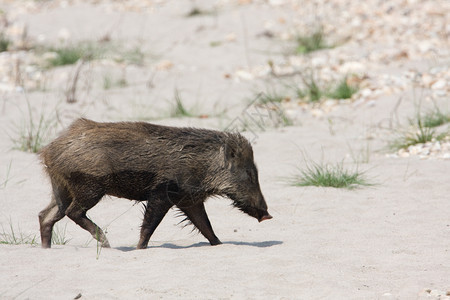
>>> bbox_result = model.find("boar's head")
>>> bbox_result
[214,133,272,222]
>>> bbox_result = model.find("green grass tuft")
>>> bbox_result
[295,28,330,54]
[294,75,359,102]
[327,77,358,99]
[258,89,288,104]
[48,45,87,67]
[170,89,194,118]
[420,109,450,128]
[0,34,10,52]
[0,221,37,245]
[103,74,128,90]
[296,75,323,102]
[253,91,294,127]
[186,6,214,17]
[390,117,448,151]
[279,110,294,127]
[45,42,146,68]
[51,224,70,245]
[292,160,371,189]
[11,101,56,153]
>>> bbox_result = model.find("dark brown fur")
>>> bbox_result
[38,118,271,249]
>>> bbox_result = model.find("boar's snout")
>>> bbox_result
[242,205,272,223]
[258,212,273,222]
[232,193,272,223]
[254,204,273,223]
[255,194,272,222]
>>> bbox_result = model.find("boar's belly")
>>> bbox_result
[107,170,157,201]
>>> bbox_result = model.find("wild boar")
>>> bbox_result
[38,118,272,249]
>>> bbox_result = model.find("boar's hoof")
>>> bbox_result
[210,239,222,246]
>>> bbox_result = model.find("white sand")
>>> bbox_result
[0,1,449,299]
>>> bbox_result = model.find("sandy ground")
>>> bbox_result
[0,1,449,299]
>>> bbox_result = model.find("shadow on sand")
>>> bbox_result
[115,240,282,251]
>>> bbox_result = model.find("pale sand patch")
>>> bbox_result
[0,1,449,299]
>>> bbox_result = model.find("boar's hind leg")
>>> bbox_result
[39,197,66,248]
[179,203,222,246]
[137,200,172,249]
[65,199,111,248]
[39,182,71,248]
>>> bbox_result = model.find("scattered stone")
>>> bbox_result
[390,138,450,160]
[380,292,395,300]
[155,60,174,71]
[431,79,446,90]
[417,289,450,300]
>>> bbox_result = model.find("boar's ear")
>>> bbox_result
[220,143,237,169]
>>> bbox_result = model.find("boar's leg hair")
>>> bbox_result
[137,199,173,249]
[179,202,222,246]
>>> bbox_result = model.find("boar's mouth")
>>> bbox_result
[242,205,272,222]
[229,196,272,222]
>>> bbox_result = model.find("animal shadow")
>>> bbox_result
[115,240,282,251]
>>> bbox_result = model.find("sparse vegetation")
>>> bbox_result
[295,75,358,102]
[295,28,330,54]
[51,224,70,245]
[117,78,128,87]
[418,108,450,128]
[186,6,213,17]
[44,42,146,68]
[48,46,86,66]
[390,106,450,151]
[227,92,294,133]
[170,89,195,118]
[115,46,146,66]
[389,118,447,151]
[292,160,371,189]
[65,59,85,103]
[295,74,324,102]
[95,226,109,259]
[258,88,289,104]
[187,7,204,17]
[327,77,358,99]
[209,41,222,47]
[11,101,56,153]
[0,33,10,52]
[0,220,37,245]
[103,74,128,90]
[258,93,294,127]
[103,75,113,90]
[0,161,12,189]
[278,109,294,127]
[347,141,371,164]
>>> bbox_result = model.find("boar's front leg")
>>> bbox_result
[179,202,222,246]
[137,199,173,249]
